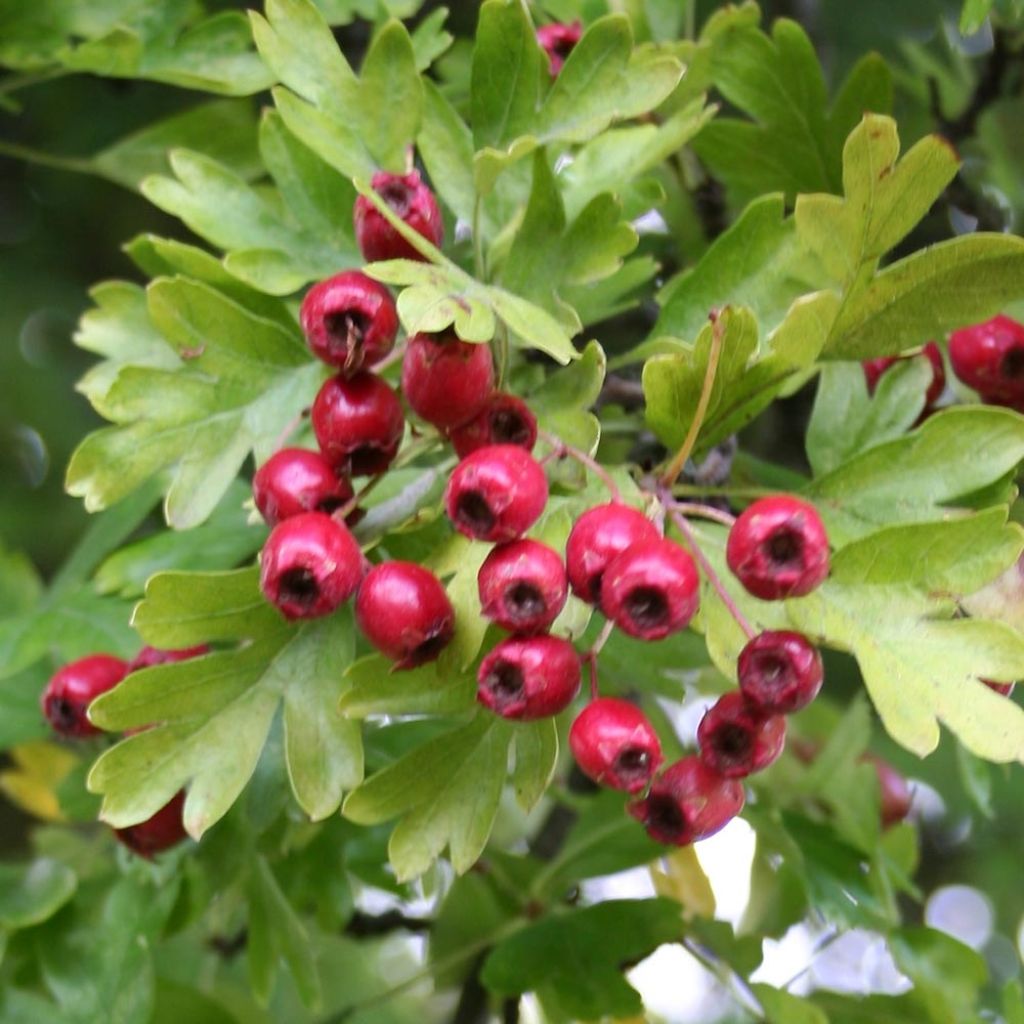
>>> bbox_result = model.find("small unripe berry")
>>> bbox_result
[726,496,830,600]
[354,170,443,263]
[565,503,660,604]
[628,756,745,846]
[42,654,129,737]
[697,692,786,778]
[737,630,823,715]
[569,698,662,793]
[449,392,538,458]
[477,635,581,720]
[478,539,568,633]
[299,271,399,371]
[600,538,700,640]
[402,330,494,431]
[355,562,455,668]
[311,372,404,477]
[863,341,945,406]
[253,448,354,526]
[445,445,548,543]
[536,20,582,75]
[949,314,1024,404]
[114,791,188,857]
[128,645,209,672]
[259,513,364,620]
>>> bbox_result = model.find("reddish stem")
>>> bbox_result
[538,429,622,502]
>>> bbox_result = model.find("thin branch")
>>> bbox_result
[539,428,622,502]
[582,619,615,700]
[670,501,736,528]
[0,139,97,176]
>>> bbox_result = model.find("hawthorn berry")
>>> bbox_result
[311,371,404,477]
[114,790,188,858]
[600,538,699,640]
[569,698,662,793]
[259,512,364,620]
[253,447,354,526]
[949,314,1024,405]
[355,562,455,668]
[41,654,129,738]
[864,755,913,828]
[354,170,443,263]
[478,539,568,633]
[982,678,1015,697]
[449,392,538,458]
[299,271,399,372]
[628,756,745,846]
[477,635,581,720]
[401,330,494,431]
[737,630,824,715]
[128,645,209,672]
[445,445,548,543]
[726,495,830,600]
[565,503,660,604]
[697,692,786,778]
[863,341,945,406]
[536,20,582,75]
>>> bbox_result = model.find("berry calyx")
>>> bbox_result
[863,341,945,406]
[253,448,354,526]
[477,635,581,720]
[128,645,209,672]
[41,654,129,737]
[536,20,582,75]
[449,392,538,458]
[565,503,660,605]
[114,791,188,858]
[600,538,699,640]
[697,692,786,778]
[726,495,830,600]
[949,314,1024,405]
[628,756,745,846]
[569,698,662,793]
[299,271,399,372]
[478,539,568,633]
[311,372,404,477]
[355,562,455,668]
[445,445,549,543]
[354,170,443,263]
[737,630,824,715]
[401,330,494,431]
[259,513,365,620]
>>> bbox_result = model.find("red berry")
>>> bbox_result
[478,539,568,633]
[41,654,128,738]
[737,630,823,715]
[536,20,582,75]
[114,790,188,857]
[449,392,538,458]
[863,341,945,406]
[128,645,209,672]
[862,755,912,828]
[253,448,354,526]
[628,756,744,846]
[445,445,548,543]
[311,372,404,477]
[477,635,581,720]
[355,562,455,668]
[726,495,830,600]
[565,503,660,605]
[259,512,364,620]
[354,170,443,263]
[950,315,1024,403]
[982,678,1015,697]
[401,330,494,431]
[569,698,662,793]
[600,538,699,640]
[299,271,399,372]
[697,692,786,778]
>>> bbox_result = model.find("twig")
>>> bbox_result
[670,501,736,528]
[273,407,310,451]
[539,428,621,502]
[582,619,615,700]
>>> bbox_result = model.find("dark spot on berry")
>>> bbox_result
[483,661,525,710]
[350,443,387,476]
[712,724,753,765]
[407,629,451,667]
[315,495,346,515]
[324,311,368,357]
[624,586,669,630]
[643,794,686,839]
[613,746,651,785]
[47,696,79,731]
[765,527,803,568]
[552,37,577,60]
[378,180,412,216]
[455,490,495,535]
[505,581,545,620]
[278,567,320,608]
[491,408,532,446]
[1001,347,1024,380]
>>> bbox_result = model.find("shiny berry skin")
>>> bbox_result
[569,698,662,793]
[949,315,1024,403]
[299,271,399,372]
[697,692,786,778]
[354,170,443,263]
[478,539,567,633]
[863,341,945,406]
[401,330,494,431]
[726,496,830,600]
[449,392,538,458]
[128,645,209,672]
[565,503,660,605]
[114,791,188,858]
[259,513,365,620]
[445,445,548,543]
[628,756,745,847]
[311,372,404,477]
[600,538,699,640]
[737,630,823,715]
[863,755,912,828]
[477,635,581,720]
[536,20,582,75]
[355,562,455,668]
[253,448,354,526]
[982,678,1015,697]
[41,654,129,738]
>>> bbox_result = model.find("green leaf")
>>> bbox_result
[960,0,995,34]
[511,718,558,812]
[751,985,829,1024]
[0,859,77,930]
[418,79,477,225]
[340,654,476,718]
